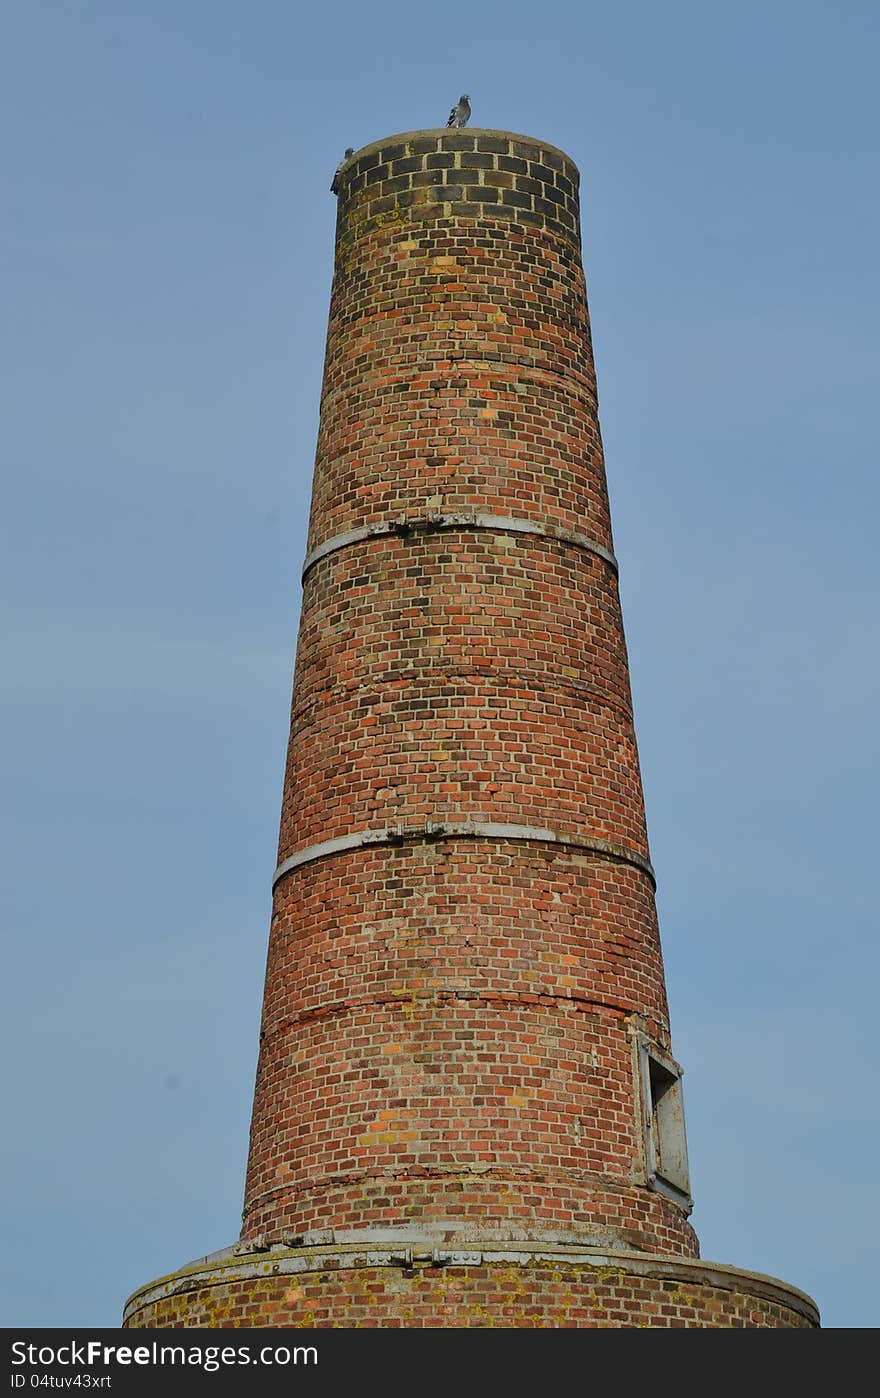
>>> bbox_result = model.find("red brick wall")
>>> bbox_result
[241,130,698,1266]
[280,540,649,861]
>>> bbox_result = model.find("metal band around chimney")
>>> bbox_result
[301,514,618,579]
[272,822,654,889]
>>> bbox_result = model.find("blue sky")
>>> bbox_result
[2,0,877,1330]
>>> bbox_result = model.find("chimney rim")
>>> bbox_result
[340,128,581,176]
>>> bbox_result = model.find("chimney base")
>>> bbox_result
[123,1237,818,1328]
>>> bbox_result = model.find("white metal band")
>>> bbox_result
[302,513,618,578]
[272,821,655,889]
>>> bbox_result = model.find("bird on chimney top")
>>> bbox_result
[331,148,355,195]
[446,95,471,128]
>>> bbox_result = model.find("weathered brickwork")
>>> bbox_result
[124,129,819,1326]
[242,841,688,1253]
[280,539,647,863]
[313,134,606,558]
[124,1248,818,1329]
[244,1005,692,1253]
[242,129,682,1264]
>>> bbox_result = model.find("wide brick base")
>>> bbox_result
[123,1239,818,1329]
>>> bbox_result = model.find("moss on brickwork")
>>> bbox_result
[124,1247,818,1329]
[335,131,581,252]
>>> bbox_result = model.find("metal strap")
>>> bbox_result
[272,821,654,889]
[302,513,617,578]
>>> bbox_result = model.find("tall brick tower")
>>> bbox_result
[124,128,819,1328]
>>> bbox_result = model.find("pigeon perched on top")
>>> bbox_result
[446,95,471,128]
[330,148,355,195]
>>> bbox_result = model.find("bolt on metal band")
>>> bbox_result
[272,821,655,889]
[301,513,618,579]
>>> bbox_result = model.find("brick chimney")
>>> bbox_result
[123,128,819,1328]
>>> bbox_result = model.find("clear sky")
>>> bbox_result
[2,0,877,1330]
